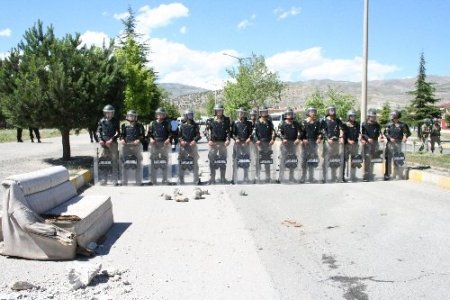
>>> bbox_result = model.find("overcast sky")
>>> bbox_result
[1,0,449,89]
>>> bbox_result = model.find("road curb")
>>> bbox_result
[408,169,450,190]
[69,169,92,191]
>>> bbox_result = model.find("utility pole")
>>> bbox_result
[361,0,369,124]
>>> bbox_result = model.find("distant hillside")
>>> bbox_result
[158,83,207,98]
[164,76,450,112]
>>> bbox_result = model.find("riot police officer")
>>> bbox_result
[147,108,172,184]
[342,110,361,182]
[361,109,383,181]
[253,106,276,183]
[231,107,253,183]
[300,107,322,183]
[383,110,411,180]
[430,118,443,154]
[120,110,145,185]
[419,118,432,152]
[205,103,231,184]
[278,108,303,183]
[97,104,121,185]
[249,109,258,127]
[178,109,201,184]
[321,105,344,183]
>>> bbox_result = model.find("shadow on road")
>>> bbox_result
[44,155,93,170]
[95,222,132,256]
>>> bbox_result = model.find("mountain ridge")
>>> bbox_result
[159,75,450,111]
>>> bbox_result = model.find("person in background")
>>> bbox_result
[29,127,41,143]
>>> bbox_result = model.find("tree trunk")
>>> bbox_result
[61,129,71,160]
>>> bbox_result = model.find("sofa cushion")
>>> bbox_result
[6,166,69,196]
[26,181,77,215]
[43,195,113,248]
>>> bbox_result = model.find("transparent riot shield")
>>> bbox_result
[120,143,143,186]
[94,143,119,185]
[385,141,407,180]
[278,141,302,184]
[363,140,385,181]
[255,141,278,184]
[149,141,172,185]
[177,143,200,185]
[300,141,322,184]
[232,142,256,184]
[207,141,232,184]
[343,142,364,183]
[322,141,344,183]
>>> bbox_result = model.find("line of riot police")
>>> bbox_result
[94,103,411,186]
[203,104,412,184]
[95,105,202,186]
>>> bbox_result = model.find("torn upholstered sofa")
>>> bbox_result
[1,166,113,260]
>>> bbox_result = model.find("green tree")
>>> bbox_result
[205,93,216,117]
[223,53,284,117]
[407,52,441,126]
[378,101,391,127]
[304,88,355,120]
[0,21,124,159]
[116,7,161,123]
[159,88,180,119]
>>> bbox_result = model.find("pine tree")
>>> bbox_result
[116,7,161,123]
[0,20,124,159]
[407,52,441,126]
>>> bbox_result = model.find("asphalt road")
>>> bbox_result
[1,133,450,299]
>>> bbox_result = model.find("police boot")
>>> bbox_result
[350,168,357,182]
[209,168,216,185]
[265,167,271,183]
[31,138,34,143]
[220,168,226,184]
[37,139,41,143]
[17,139,23,143]
[300,170,306,184]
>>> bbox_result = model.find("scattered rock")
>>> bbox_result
[192,188,210,200]
[161,193,172,200]
[282,219,303,228]
[87,242,98,251]
[67,263,102,290]
[175,195,189,202]
[10,281,36,291]
[239,190,247,196]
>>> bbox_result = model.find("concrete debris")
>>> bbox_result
[192,189,202,199]
[87,242,98,251]
[10,281,37,291]
[161,193,172,200]
[239,190,248,196]
[175,195,189,202]
[67,263,102,290]
[192,187,210,199]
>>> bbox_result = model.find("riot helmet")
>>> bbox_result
[347,110,356,120]
[236,107,246,119]
[126,110,137,122]
[214,103,224,116]
[259,106,269,118]
[285,108,294,120]
[390,110,401,120]
[184,109,194,121]
[250,109,258,117]
[155,107,167,119]
[367,109,377,117]
[326,105,336,116]
[103,104,115,120]
[306,107,317,118]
